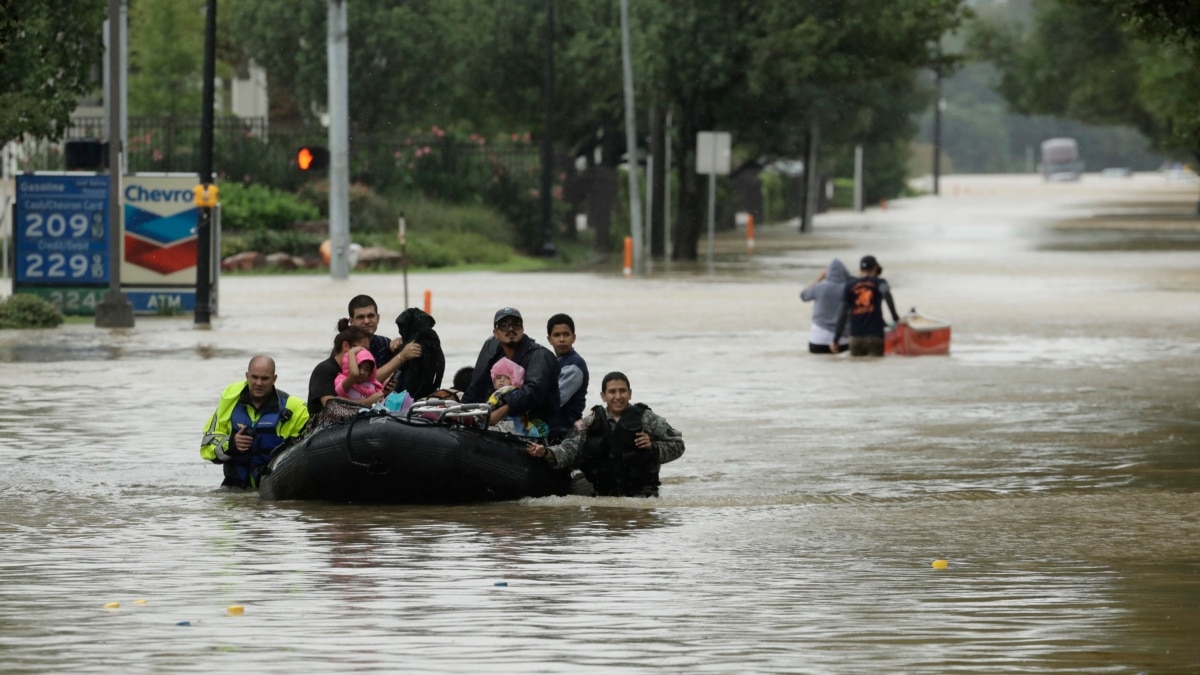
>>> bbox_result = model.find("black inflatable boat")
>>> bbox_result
[259,400,572,503]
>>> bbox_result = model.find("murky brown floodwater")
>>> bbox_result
[2,173,1198,673]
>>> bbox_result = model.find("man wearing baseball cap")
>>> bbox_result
[463,307,564,438]
[831,255,900,356]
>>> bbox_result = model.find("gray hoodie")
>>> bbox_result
[799,258,851,333]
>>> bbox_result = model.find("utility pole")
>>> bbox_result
[932,43,944,197]
[95,0,134,328]
[619,0,643,274]
[933,69,942,196]
[538,0,556,256]
[193,0,217,327]
[327,0,351,279]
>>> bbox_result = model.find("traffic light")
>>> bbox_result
[296,145,330,172]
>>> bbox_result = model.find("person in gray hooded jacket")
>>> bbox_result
[799,258,851,354]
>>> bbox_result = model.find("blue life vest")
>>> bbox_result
[224,391,292,488]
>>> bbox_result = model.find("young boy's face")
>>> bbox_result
[493,373,513,389]
[548,323,576,357]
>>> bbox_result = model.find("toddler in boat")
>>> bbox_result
[335,346,384,400]
[488,358,549,438]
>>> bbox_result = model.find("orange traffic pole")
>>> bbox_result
[746,213,755,255]
[623,236,632,278]
[423,289,431,315]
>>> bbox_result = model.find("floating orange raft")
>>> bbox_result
[885,310,951,356]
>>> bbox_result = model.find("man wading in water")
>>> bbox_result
[525,372,685,497]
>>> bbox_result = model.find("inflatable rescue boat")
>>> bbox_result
[259,399,572,503]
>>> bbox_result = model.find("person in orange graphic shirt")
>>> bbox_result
[831,255,900,356]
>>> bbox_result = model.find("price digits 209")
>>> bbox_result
[24,212,96,238]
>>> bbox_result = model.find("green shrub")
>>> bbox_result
[354,229,513,268]
[830,178,855,209]
[218,182,320,232]
[403,237,461,268]
[242,230,326,258]
[296,181,397,233]
[761,170,787,223]
[395,199,514,245]
[0,294,64,329]
[431,231,512,264]
[221,234,247,259]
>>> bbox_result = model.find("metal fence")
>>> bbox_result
[11,116,551,249]
[16,117,542,191]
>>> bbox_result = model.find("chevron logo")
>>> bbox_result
[123,204,199,275]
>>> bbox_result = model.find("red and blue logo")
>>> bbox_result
[123,184,198,276]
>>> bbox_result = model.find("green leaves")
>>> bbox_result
[128,0,205,119]
[0,0,104,143]
[984,0,1200,155]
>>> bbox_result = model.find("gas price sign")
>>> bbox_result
[15,174,110,285]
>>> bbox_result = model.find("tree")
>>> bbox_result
[978,0,1200,206]
[128,0,205,119]
[637,0,968,257]
[0,0,105,143]
[223,0,974,258]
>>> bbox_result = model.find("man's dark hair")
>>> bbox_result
[452,366,473,391]
[546,313,575,335]
[601,371,630,392]
[348,295,378,316]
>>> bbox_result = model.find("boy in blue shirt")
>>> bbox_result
[547,313,589,429]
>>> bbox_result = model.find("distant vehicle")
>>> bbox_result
[1040,138,1084,181]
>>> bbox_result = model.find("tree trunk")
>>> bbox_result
[649,105,667,258]
[673,105,714,261]
[800,116,820,233]
[585,166,618,257]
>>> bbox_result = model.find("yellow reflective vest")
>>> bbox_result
[200,381,310,463]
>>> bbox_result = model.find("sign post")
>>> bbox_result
[95,0,134,327]
[696,131,731,275]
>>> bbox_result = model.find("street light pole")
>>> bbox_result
[538,0,557,256]
[933,68,942,197]
[194,0,217,326]
[327,0,351,279]
[619,0,643,274]
[94,0,134,328]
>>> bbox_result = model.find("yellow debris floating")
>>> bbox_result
[104,602,120,609]
[227,605,245,615]
[932,559,949,569]
[133,599,148,606]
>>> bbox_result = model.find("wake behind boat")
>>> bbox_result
[259,399,573,503]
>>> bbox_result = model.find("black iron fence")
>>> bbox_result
[12,116,556,250]
[17,116,542,194]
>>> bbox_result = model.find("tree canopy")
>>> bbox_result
[222,0,972,258]
[128,0,205,118]
[978,0,1200,158]
[0,0,105,143]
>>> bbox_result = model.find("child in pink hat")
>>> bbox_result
[488,358,548,437]
[335,346,384,399]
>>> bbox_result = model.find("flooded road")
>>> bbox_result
[2,173,1198,673]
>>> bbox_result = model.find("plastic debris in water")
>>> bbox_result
[227,605,245,615]
[103,602,120,609]
[932,559,949,569]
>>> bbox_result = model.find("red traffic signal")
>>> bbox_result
[297,145,330,171]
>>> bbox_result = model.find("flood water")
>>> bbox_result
[2,173,1198,673]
